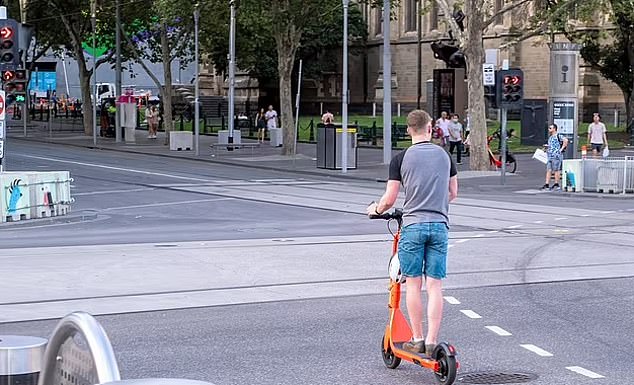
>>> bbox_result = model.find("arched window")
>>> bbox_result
[405,0,418,32]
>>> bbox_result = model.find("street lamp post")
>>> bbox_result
[341,0,349,173]
[228,0,236,147]
[91,0,97,147]
[194,5,200,156]
[382,0,392,164]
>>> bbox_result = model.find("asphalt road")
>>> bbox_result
[1,140,633,385]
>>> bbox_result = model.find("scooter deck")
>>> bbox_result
[393,342,433,360]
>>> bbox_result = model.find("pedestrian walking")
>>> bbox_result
[542,123,569,191]
[146,105,159,139]
[256,108,267,143]
[435,111,450,148]
[265,105,278,130]
[587,113,608,158]
[447,113,463,164]
[367,109,458,356]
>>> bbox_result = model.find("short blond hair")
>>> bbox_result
[407,110,432,133]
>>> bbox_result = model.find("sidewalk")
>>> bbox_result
[8,121,626,196]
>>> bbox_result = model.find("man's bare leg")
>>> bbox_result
[425,277,443,344]
[405,276,424,339]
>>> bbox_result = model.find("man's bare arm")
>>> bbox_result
[448,176,458,202]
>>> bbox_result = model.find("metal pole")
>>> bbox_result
[115,0,121,143]
[228,0,236,145]
[23,71,28,137]
[194,5,200,156]
[382,0,392,164]
[293,59,303,166]
[501,108,507,185]
[91,0,97,146]
[416,0,422,109]
[342,0,349,173]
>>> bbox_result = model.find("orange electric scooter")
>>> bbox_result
[370,209,458,385]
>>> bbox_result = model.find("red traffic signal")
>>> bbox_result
[2,70,14,81]
[0,26,13,40]
[496,70,524,109]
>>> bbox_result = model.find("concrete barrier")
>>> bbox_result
[0,171,72,222]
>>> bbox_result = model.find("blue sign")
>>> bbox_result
[29,71,57,95]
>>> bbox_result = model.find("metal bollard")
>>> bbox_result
[0,335,48,385]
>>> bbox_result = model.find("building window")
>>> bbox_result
[405,0,418,32]
[495,0,503,24]
[430,0,438,30]
[375,7,383,36]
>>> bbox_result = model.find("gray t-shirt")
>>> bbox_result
[448,122,463,142]
[389,142,457,227]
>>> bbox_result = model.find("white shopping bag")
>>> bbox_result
[602,146,610,158]
[532,148,548,164]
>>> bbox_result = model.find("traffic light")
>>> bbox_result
[496,69,524,109]
[2,69,27,104]
[0,19,19,71]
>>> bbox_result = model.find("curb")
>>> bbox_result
[0,210,100,228]
[11,136,387,183]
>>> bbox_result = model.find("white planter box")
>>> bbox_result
[169,131,193,151]
[269,127,283,147]
[217,130,242,145]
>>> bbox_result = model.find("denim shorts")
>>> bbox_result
[546,156,562,171]
[398,222,449,279]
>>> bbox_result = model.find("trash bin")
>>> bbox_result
[316,124,357,170]
[0,335,47,385]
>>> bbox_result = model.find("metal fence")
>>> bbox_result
[578,157,634,194]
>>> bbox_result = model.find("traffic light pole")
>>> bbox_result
[500,107,507,185]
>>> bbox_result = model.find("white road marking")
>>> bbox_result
[473,234,485,238]
[17,154,212,182]
[600,211,616,214]
[448,244,455,248]
[73,188,155,196]
[507,224,523,229]
[102,198,234,211]
[520,344,553,357]
[534,220,543,224]
[488,230,499,234]
[554,217,568,221]
[566,366,605,379]
[485,325,512,336]
[581,214,591,217]
[443,296,461,305]
[456,239,470,244]
[460,310,482,319]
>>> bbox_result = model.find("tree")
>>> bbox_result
[540,0,634,130]
[120,0,195,144]
[27,1,145,136]
[433,0,534,170]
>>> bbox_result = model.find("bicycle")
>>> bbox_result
[487,129,517,173]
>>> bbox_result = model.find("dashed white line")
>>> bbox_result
[443,296,461,305]
[485,326,512,336]
[600,211,616,214]
[473,234,485,238]
[554,217,568,221]
[520,344,553,357]
[566,366,605,379]
[534,220,544,224]
[460,310,482,319]
[488,230,499,234]
[456,239,470,244]
[581,214,591,217]
[507,224,523,229]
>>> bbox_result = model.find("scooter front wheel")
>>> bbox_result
[380,334,401,369]
[433,344,457,385]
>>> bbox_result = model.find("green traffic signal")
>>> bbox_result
[15,95,25,103]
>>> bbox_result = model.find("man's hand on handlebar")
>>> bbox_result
[366,202,380,218]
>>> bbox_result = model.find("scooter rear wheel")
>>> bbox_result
[380,334,401,369]
[433,344,457,385]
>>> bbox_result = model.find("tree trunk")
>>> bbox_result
[274,26,301,156]
[463,0,488,170]
[625,90,633,134]
[75,48,94,136]
[160,24,174,145]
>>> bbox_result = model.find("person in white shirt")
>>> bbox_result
[587,113,608,158]
[265,105,278,129]
[435,111,450,148]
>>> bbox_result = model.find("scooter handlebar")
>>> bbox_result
[369,209,403,221]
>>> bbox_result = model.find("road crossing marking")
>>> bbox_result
[581,214,591,217]
[534,220,543,224]
[566,366,605,379]
[456,239,470,244]
[600,211,616,214]
[443,296,461,305]
[507,224,523,229]
[488,230,499,234]
[554,217,568,221]
[520,344,553,357]
[460,310,482,319]
[485,326,512,336]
